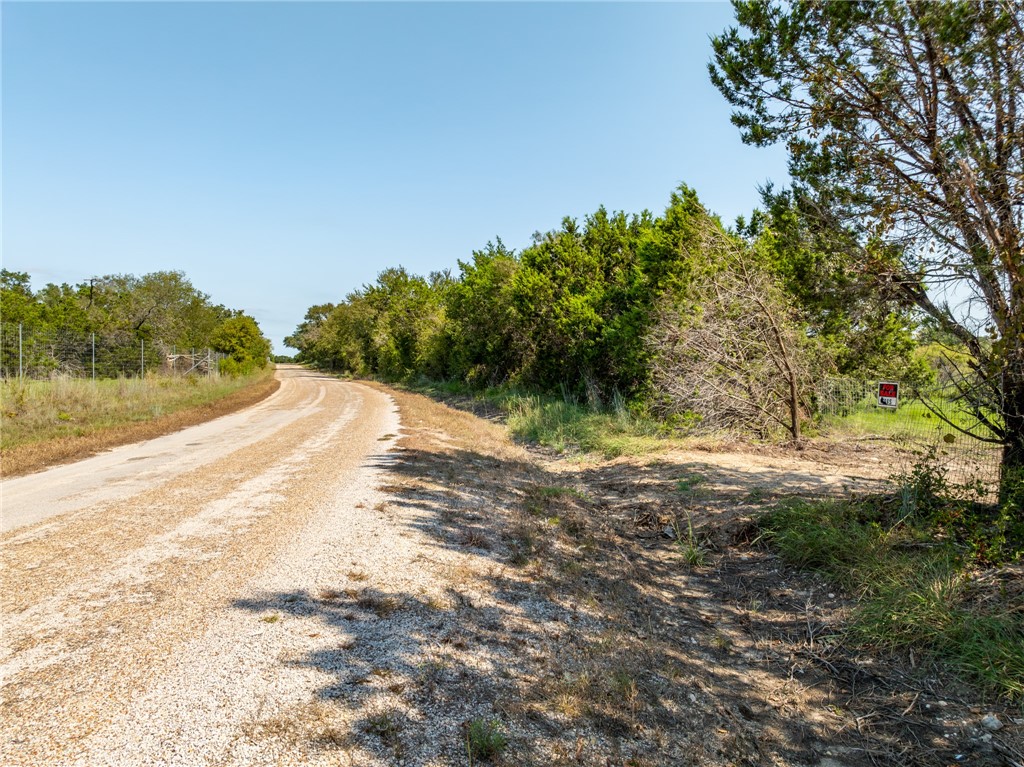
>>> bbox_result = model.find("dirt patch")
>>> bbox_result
[361,381,1022,767]
[1,375,280,478]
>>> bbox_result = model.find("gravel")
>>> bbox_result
[1,368,454,766]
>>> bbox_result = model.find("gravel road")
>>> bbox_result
[1,366,406,766]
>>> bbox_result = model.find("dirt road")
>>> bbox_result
[3,368,1014,767]
[1,367,403,765]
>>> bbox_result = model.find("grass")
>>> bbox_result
[760,497,1024,700]
[356,591,402,617]
[1,368,277,474]
[820,390,1002,448]
[465,718,508,763]
[675,514,708,569]
[502,394,667,457]
[399,379,673,458]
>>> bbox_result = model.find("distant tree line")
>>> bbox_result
[287,185,926,423]
[1,269,271,376]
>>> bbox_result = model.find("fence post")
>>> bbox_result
[141,339,145,378]
[18,324,23,380]
[92,333,96,381]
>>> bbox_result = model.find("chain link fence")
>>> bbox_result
[0,323,225,381]
[816,376,1003,498]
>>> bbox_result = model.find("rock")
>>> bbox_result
[981,714,1003,731]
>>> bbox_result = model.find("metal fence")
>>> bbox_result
[0,324,225,380]
[816,376,1003,498]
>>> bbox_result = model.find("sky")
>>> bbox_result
[2,1,790,353]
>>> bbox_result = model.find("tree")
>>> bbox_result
[647,222,827,441]
[1,270,42,327]
[285,304,337,366]
[711,0,1024,493]
[447,239,524,387]
[741,187,928,382]
[211,315,271,375]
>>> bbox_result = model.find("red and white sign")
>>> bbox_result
[878,381,899,409]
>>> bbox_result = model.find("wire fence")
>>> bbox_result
[0,324,226,381]
[816,376,1003,499]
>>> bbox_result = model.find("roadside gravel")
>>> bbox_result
[2,368,412,765]
[6,367,1011,767]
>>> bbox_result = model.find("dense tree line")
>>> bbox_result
[1,269,271,374]
[288,185,923,410]
[294,0,1022,505]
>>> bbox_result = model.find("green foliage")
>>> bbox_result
[502,392,664,458]
[710,0,1024,502]
[675,513,708,568]
[742,188,925,383]
[465,718,507,762]
[888,450,1024,564]
[1,270,238,352]
[289,185,719,404]
[761,496,1024,700]
[211,315,271,376]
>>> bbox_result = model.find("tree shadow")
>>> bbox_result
[230,427,1014,766]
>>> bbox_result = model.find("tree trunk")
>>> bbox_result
[789,371,800,442]
[1002,360,1024,507]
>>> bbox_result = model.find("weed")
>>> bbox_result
[608,669,639,710]
[559,560,584,576]
[745,486,768,503]
[505,532,536,567]
[261,614,280,624]
[711,633,733,652]
[347,569,369,582]
[675,514,708,568]
[503,393,665,457]
[675,473,704,493]
[465,717,508,763]
[424,594,451,611]
[459,529,490,549]
[357,592,402,617]
[363,710,403,746]
[0,370,271,454]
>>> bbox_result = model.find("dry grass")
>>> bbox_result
[356,591,402,618]
[1,369,278,476]
[353,378,1018,767]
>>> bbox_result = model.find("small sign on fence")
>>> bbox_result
[878,381,899,409]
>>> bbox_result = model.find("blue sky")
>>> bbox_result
[3,1,789,352]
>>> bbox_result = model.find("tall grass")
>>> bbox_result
[401,379,672,457]
[0,370,272,450]
[499,393,668,457]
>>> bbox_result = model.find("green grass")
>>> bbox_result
[760,497,1024,700]
[0,369,273,450]
[401,379,674,457]
[465,718,507,763]
[675,514,708,568]
[821,393,1000,443]
[500,393,669,457]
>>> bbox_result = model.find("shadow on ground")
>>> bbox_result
[231,393,1017,767]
